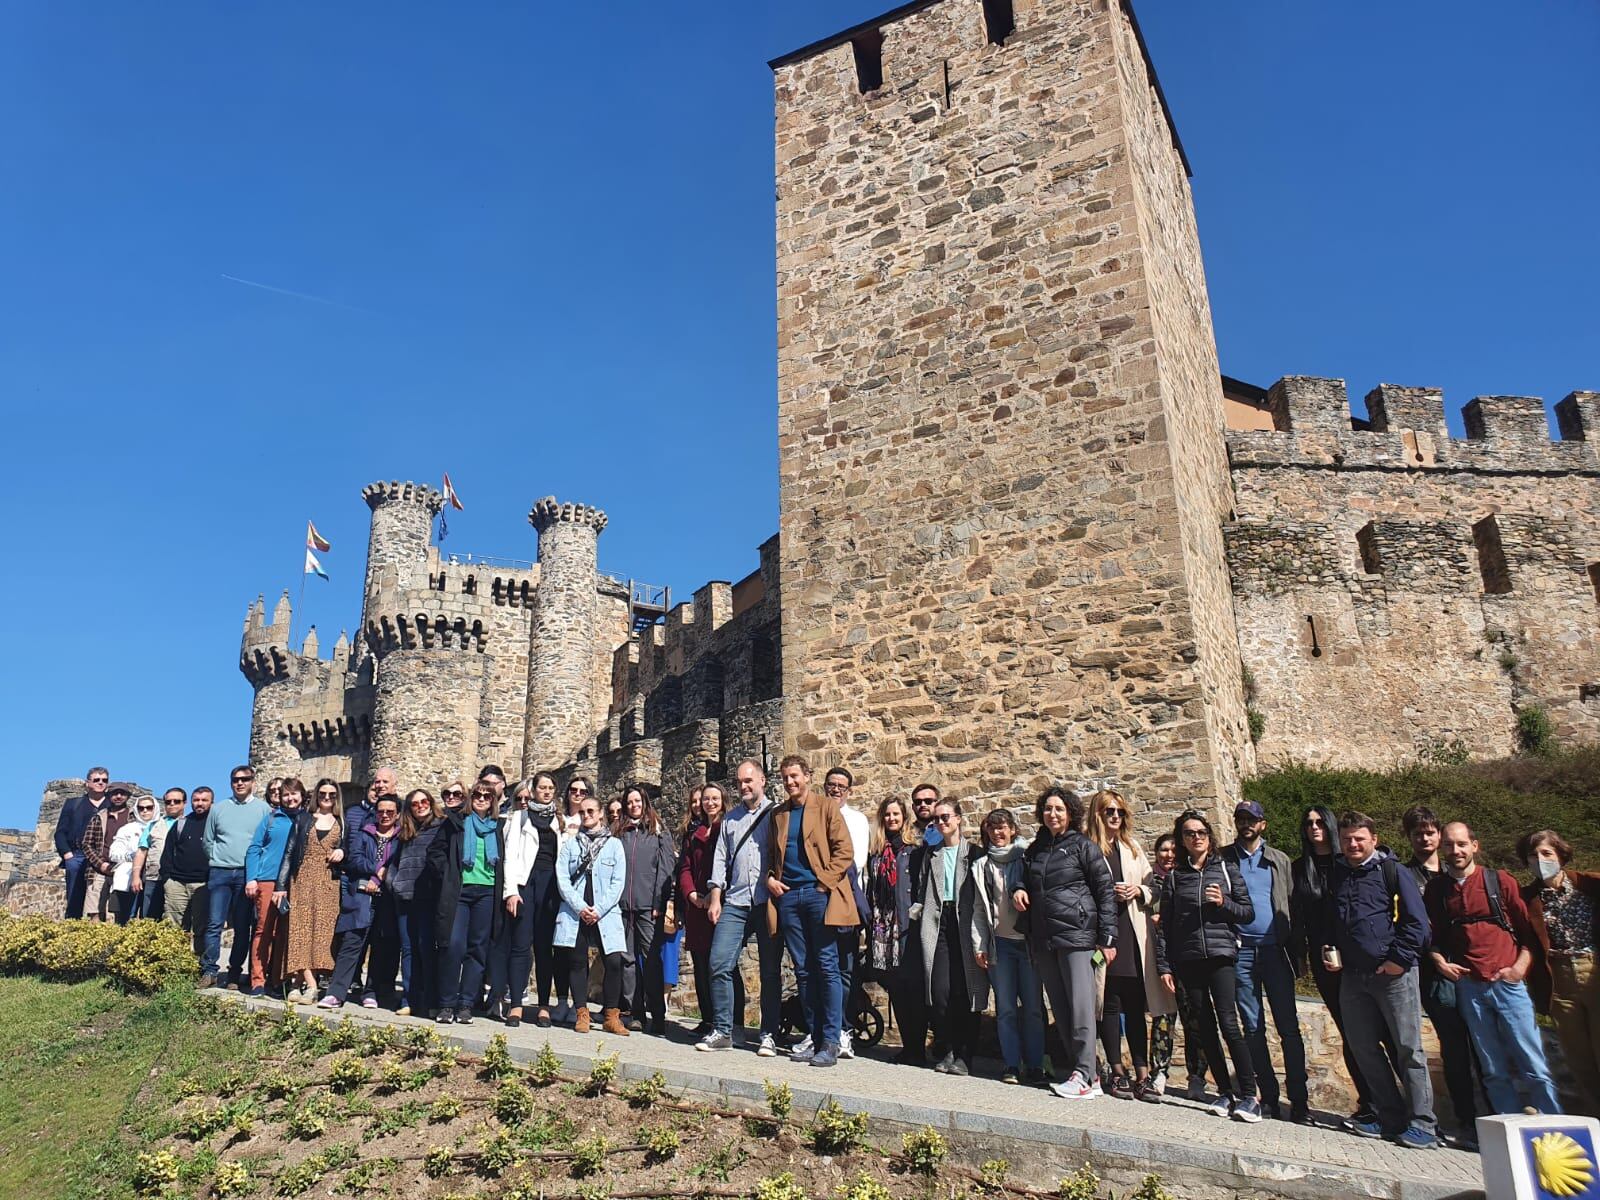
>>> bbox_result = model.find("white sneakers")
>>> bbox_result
[789,1035,815,1062]
[757,1033,779,1057]
[838,1031,855,1060]
[1050,1072,1104,1100]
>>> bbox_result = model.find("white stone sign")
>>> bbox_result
[1479,1113,1600,1200]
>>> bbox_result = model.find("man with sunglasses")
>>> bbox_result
[54,765,111,918]
[162,787,212,961]
[1222,800,1309,1124]
[200,765,270,989]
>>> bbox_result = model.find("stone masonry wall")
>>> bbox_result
[523,500,607,776]
[1228,378,1600,767]
[773,0,1242,839]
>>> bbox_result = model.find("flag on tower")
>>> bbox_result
[439,472,464,541]
[304,548,329,580]
[306,520,331,553]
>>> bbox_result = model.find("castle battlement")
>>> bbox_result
[1227,376,1600,475]
[362,480,444,514]
[528,497,608,534]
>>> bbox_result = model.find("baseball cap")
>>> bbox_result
[1234,800,1266,821]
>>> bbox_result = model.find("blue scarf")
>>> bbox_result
[461,812,501,870]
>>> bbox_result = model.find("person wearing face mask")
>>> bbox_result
[318,794,402,1010]
[555,792,628,1036]
[1424,821,1560,1116]
[108,792,160,925]
[1519,828,1600,1117]
[79,783,135,922]
[971,807,1043,1085]
[429,783,504,1024]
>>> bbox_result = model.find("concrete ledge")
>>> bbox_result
[228,993,1484,1200]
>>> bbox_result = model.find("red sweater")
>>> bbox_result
[1424,867,1537,982]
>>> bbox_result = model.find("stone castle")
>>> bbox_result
[6,0,1594,900]
[231,0,1598,839]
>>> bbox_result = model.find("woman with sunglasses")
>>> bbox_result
[109,793,161,925]
[284,779,345,1003]
[1016,787,1117,1100]
[498,774,564,1028]
[428,782,504,1024]
[550,776,594,1021]
[440,781,469,815]
[244,778,306,995]
[389,789,445,1017]
[1290,803,1386,1125]
[971,807,1044,1084]
[1154,810,1260,1122]
[555,789,629,1035]
[1087,790,1173,1102]
[1148,831,1207,1101]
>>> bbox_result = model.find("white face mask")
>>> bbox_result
[1535,858,1562,884]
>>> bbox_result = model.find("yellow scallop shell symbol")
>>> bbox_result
[1533,1131,1595,1198]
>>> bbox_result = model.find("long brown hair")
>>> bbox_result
[400,789,441,841]
[615,782,662,836]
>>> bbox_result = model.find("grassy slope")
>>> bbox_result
[1244,747,1600,870]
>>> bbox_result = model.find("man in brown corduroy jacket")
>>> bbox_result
[764,754,857,1068]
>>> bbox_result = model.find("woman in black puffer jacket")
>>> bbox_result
[1154,809,1260,1122]
[1015,787,1117,1099]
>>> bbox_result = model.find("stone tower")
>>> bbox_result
[360,481,444,657]
[523,498,609,775]
[240,590,297,771]
[771,0,1253,823]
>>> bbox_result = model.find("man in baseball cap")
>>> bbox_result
[1222,799,1309,1123]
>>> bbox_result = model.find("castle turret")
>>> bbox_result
[523,497,608,774]
[240,590,299,773]
[359,481,443,652]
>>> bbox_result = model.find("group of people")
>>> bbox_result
[52,760,1597,1151]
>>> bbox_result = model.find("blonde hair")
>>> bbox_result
[871,796,910,855]
[1088,789,1143,858]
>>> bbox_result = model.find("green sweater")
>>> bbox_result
[463,838,495,887]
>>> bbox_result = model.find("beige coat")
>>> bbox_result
[1105,839,1177,1017]
[765,791,859,934]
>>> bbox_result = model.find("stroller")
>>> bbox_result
[779,977,885,1048]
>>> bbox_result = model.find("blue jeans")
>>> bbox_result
[990,936,1045,1071]
[708,900,782,1038]
[777,885,842,1049]
[203,867,252,980]
[1234,942,1308,1108]
[437,885,495,1011]
[63,856,90,919]
[1455,977,1562,1115]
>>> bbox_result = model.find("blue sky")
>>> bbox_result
[2,1,1595,828]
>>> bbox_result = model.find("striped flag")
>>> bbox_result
[442,473,464,511]
[306,520,331,552]
[304,548,329,580]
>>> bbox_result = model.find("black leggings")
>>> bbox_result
[1177,957,1256,1098]
[505,868,559,1011]
[1100,973,1148,1070]
[569,924,623,1011]
[929,904,977,1066]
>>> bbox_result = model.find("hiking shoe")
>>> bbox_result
[1109,1071,1135,1100]
[756,1033,779,1058]
[195,975,217,990]
[1134,1076,1163,1104]
[696,1031,733,1052]
[1231,1097,1263,1123]
[789,1036,815,1062]
[1184,1075,1208,1101]
[1050,1072,1100,1100]
[838,1031,854,1059]
[1346,1119,1385,1140]
[1207,1093,1234,1119]
[1392,1125,1440,1150]
[809,1045,839,1068]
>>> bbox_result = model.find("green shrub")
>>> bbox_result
[428,1095,462,1122]
[491,1080,536,1124]
[1057,1164,1100,1200]
[213,1160,252,1198]
[327,1054,372,1089]
[581,1050,619,1096]
[763,1079,793,1123]
[902,1126,947,1174]
[423,1147,454,1179]
[1517,705,1555,756]
[644,1124,680,1162]
[1129,1175,1176,1200]
[838,1174,892,1200]
[1246,706,1267,745]
[570,1134,608,1178]
[132,1149,182,1196]
[755,1172,808,1200]
[1244,747,1600,870]
[811,1099,869,1155]
[0,913,197,991]
[481,1032,517,1079]
[530,1041,563,1085]
[618,1070,667,1107]
[477,1129,518,1177]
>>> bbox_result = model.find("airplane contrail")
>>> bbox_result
[220,273,372,313]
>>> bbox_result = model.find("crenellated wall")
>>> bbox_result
[1227,377,1600,767]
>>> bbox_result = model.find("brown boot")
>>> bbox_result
[602,1007,631,1037]
[573,1005,591,1033]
